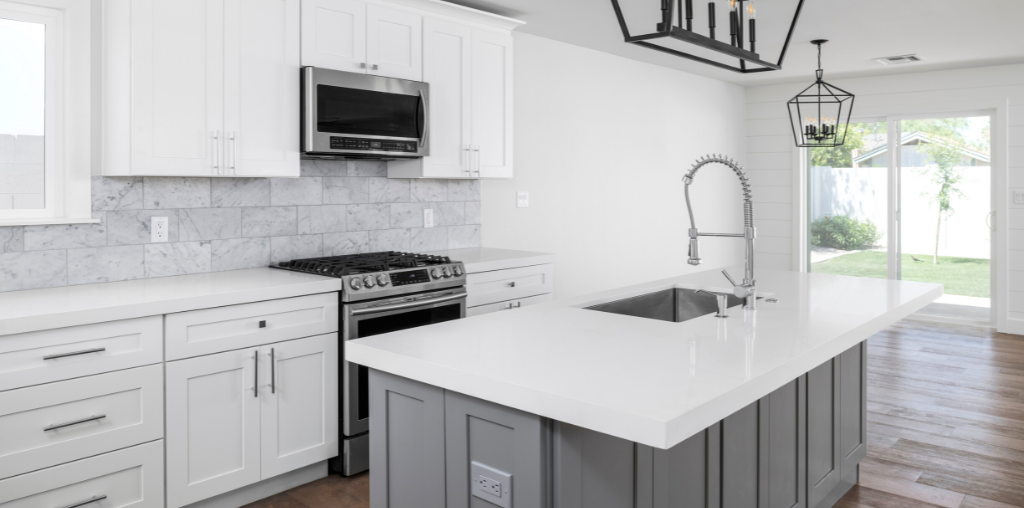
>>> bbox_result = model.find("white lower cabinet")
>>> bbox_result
[466,293,554,318]
[166,333,339,508]
[0,365,164,480]
[0,441,164,508]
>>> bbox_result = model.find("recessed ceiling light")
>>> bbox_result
[874,54,927,65]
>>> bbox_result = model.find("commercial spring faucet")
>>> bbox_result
[683,154,758,310]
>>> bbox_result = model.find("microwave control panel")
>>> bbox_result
[330,136,417,153]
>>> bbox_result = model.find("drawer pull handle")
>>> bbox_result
[270,348,276,394]
[57,495,107,508]
[508,281,516,288]
[253,351,259,398]
[44,414,107,432]
[43,348,106,361]
[259,320,267,328]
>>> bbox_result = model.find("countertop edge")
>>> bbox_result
[0,277,341,336]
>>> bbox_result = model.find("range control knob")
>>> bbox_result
[349,278,362,290]
[363,275,375,288]
[442,267,452,278]
[377,274,389,286]
[431,268,443,279]
[452,266,463,277]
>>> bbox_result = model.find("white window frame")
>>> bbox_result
[0,0,94,226]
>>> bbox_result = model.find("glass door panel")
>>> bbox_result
[807,120,889,278]
[898,116,991,321]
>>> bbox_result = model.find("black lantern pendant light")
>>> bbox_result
[609,0,806,73]
[787,40,855,148]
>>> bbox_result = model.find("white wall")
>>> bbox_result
[745,63,1024,332]
[482,33,749,299]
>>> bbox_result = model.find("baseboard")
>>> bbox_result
[818,464,859,508]
[182,461,329,508]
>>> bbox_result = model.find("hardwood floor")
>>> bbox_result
[244,319,1024,508]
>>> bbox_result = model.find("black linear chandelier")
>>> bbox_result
[787,40,855,148]
[609,0,806,73]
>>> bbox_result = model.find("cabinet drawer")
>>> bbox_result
[466,264,553,307]
[0,440,164,508]
[0,316,163,392]
[467,293,553,318]
[165,293,339,360]
[0,364,163,480]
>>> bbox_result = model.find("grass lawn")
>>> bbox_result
[811,251,990,298]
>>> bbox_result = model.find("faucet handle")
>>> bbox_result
[721,270,738,287]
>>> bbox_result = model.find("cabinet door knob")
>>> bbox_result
[259,320,267,328]
[372,64,379,70]
[360,62,367,69]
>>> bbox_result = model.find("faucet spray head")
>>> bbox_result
[688,228,701,265]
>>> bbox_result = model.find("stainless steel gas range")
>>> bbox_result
[274,251,467,476]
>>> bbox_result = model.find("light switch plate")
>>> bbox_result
[1014,190,1024,205]
[516,191,529,208]
[151,216,169,243]
[471,461,512,508]
[423,208,434,228]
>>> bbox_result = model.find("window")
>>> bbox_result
[0,0,92,225]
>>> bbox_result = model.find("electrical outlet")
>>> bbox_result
[423,208,434,228]
[151,216,169,243]
[516,191,529,208]
[471,462,512,508]
[1014,190,1024,205]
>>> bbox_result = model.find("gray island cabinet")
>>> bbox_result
[368,341,867,508]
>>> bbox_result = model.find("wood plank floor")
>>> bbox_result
[244,319,1024,508]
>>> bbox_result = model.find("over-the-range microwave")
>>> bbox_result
[302,66,429,159]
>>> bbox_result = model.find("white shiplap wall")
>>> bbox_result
[745,63,1024,333]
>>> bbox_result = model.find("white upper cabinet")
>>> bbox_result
[225,0,301,177]
[301,0,422,81]
[470,28,513,179]
[105,0,300,177]
[300,0,367,73]
[388,23,517,179]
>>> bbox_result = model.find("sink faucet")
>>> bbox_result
[683,154,757,310]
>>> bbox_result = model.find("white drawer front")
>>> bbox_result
[165,293,339,360]
[466,264,553,307]
[0,364,163,480]
[0,316,163,392]
[467,293,554,317]
[0,441,164,508]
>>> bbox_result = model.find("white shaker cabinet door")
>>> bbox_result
[366,4,422,81]
[422,17,472,177]
[260,333,339,479]
[166,349,262,508]
[301,0,367,73]
[471,29,514,179]
[131,0,224,176]
[224,0,301,177]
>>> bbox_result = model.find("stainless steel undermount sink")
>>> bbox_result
[585,288,753,323]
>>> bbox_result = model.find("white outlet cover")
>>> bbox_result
[423,208,434,228]
[517,191,529,208]
[471,461,512,508]
[151,216,169,243]
[1014,190,1024,205]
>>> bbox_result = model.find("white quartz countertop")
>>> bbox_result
[0,268,341,336]
[424,247,554,273]
[347,268,941,449]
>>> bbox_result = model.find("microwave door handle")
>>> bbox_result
[418,89,428,148]
[303,67,315,153]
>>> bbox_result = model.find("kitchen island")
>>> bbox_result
[346,268,942,508]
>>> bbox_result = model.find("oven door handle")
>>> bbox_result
[350,292,466,316]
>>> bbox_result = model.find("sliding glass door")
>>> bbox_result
[807,114,993,322]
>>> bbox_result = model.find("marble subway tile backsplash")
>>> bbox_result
[0,160,482,292]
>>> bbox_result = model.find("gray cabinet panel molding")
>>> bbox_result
[839,342,867,478]
[807,359,841,508]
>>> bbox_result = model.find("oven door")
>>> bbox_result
[342,288,466,436]
[303,67,428,158]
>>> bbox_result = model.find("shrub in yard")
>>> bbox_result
[810,215,882,250]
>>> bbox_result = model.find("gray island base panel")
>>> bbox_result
[368,341,867,508]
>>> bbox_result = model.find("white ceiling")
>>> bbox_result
[448,0,1024,86]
